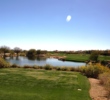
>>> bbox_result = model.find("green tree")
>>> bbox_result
[36,50,41,55]
[26,49,36,57]
[42,50,47,54]
[89,52,99,62]
[10,50,15,57]
[0,46,10,57]
[14,47,22,57]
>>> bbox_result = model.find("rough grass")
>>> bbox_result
[99,72,110,94]
[0,68,91,100]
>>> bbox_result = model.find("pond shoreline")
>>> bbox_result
[5,56,86,67]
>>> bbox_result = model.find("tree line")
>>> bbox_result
[0,45,110,59]
[0,45,47,58]
[51,50,110,56]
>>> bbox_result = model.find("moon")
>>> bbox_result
[66,15,72,22]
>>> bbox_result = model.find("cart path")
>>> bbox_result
[89,78,109,100]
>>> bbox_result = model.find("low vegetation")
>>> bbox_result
[0,58,10,68]
[99,72,110,99]
[78,64,110,78]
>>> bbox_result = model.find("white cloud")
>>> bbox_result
[66,15,72,22]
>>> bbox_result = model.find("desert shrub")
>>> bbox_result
[69,67,75,71]
[101,60,108,66]
[39,66,43,69]
[0,58,10,68]
[51,66,56,70]
[11,64,19,68]
[99,72,110,86]
[23,65,32,68]
[78,64,110,78]
[44,64,53,70]
[74,67,81,72]
[61,67,67,71]
[99,72,110,99]
[56,67,62,71]
[61,67,70,71]
[32,65,40,69]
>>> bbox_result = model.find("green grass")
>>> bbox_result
[65,54,89,62]
[65,54,110,62]
[0,68,91,100]
[98,55,110,61]
[49,53,110,62]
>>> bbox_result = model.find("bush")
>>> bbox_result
[99,73,110,89]
[26,49,36,57]
[44,64,53,70]
[39,66,43,69]
[11,64,19,68]
[69,67,75,71]
[23,65,32,68]
[32,65,40,69]
[78,64,110,78]
[61,67,70,71]
[56,67,62,71]
[89,52,99,62]
[99,72,110,99]
[0,58,10,68]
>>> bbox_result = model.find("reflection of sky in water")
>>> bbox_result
[5,56,85,67]
[46,58,85,67]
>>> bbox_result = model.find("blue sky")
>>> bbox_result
[0,0,110,50]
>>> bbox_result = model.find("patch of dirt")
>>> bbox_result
[89,78,109,100]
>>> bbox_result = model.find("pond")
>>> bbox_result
[5,56,86,67]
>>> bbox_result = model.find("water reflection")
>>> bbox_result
[27,56,36,60]
[16,56,19,60]
[27,56,46,61]
[5,56,86,67]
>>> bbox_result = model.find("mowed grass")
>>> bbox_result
[65,54,89,62]
[50,53,110,62]
[49,53,89,62]
[0,68,91,100]
[98,55,110,61]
